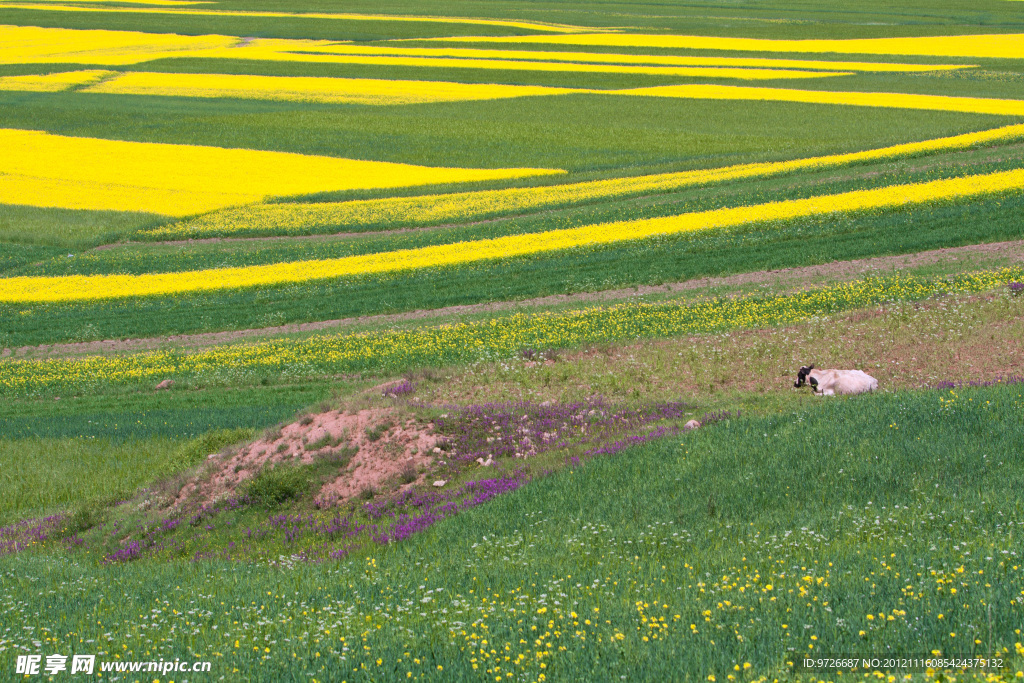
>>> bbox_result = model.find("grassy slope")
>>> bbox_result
[2,383,1022,680]
[3,277,1021,522]
[0,383,338,523]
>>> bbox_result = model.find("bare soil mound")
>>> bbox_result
[173,407,439,509]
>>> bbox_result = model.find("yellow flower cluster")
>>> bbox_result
[435,32,1024,60]
[302,44,971,73]
[616,84,1024,117]
[1,267,1019,395]
[0,24,238,66]
[0,26,963,79]
[0,69,112,92]
[0,128,561,216]
[83,71,586,105]
[156,123,1024,238]
[8,167,1024,303]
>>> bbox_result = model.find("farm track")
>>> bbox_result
[7,238,1024,360]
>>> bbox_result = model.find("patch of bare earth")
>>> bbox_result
[173,407,439,510]
[7,239,1024,359]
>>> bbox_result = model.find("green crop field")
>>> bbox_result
[1,0,1023,680]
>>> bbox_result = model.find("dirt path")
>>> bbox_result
[6,239,1024,359]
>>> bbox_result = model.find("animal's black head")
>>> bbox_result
[794,364,815,389]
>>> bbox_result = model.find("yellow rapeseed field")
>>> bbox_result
[0,24,238,65]
[0,128,563,215]
[156,123,1024,238]
[0,25,967,78]
[614,84,1024,117]
[84,71,587,104]
[433,32,1024,60]
[302,44,973,73]
[7,168,1024,303]
[0,69,111,92]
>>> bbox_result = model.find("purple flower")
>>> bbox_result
[0,514,67,555]
[103,541,141,564]
[382,380,416,397]
[932,375,1024,390]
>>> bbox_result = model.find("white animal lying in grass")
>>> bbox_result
[794,365,878,396]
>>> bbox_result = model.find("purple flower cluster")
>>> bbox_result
[433,398,691,467]
[187,496,249,527]
[934,375,1024,390]
[367,473,527,545]
[1009,282,1023,294]
[582,425,674,457]
[103,540,140,564]
[0,514,67,555]
[267,512,365,544]
[382,380,416,398]
[697,410,738,426]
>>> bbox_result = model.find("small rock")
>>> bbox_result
[476,457,494,467]
[206,453,220,460]
[155,379,175,391]
[433,480,447,488]
[683,420,701,430]
[432,447,442,454]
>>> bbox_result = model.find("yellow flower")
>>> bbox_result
[617,83,1024,117]
[0,69,112,93]
[446,31,1024,61]
[84,71,582,106]
[0,128,560,217]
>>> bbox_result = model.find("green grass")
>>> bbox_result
[0,383,342,522]
[0,437,195,525]
[0,204,165,251]
[0,383,337,439]
[4,190,1023,348]
[0,91,1003,175]
[0,242,66,275]
[2,383,1022,680]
